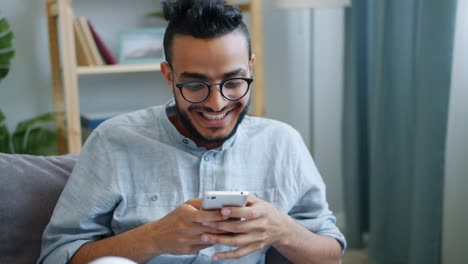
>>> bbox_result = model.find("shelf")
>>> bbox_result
[77,64,161,75]
[46,0,264,154]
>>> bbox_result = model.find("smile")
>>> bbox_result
[202,112,227,120]
[198,107,235,121]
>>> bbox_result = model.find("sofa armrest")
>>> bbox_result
[0,154,78,264]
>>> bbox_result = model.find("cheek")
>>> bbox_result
[174,95,193,115]
[238,93,251,111]
[174,91,188,106]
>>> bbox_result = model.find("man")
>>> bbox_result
[38,0,346,263]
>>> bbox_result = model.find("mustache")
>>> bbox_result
[188,102,242,113]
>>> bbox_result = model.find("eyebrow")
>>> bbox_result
[222,68,245,78]
[179,68,247,80]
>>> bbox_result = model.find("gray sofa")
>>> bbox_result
[0,153,289,264]
[0,154,78,264]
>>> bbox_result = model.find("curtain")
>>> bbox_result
[343,0,457,263]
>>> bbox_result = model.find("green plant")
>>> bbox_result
[0,112,57,155]
[0,12,57,155]
[147,10,165,19]
[0,12,15,78]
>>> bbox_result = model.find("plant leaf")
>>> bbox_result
[0,109,12,153]
[0,16,14,80]
[11,112,57,155]
[23,127,57,155]
[147,10,165,18]
[13,112,55,135]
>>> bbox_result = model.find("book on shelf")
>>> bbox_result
[73,18,94,66]
[81,112,110,131]
[76,16,104,66]
[81,110,129,139]
[87,20,117,65]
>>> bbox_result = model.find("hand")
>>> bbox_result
[142,198,230,256]
[199,195,295,260]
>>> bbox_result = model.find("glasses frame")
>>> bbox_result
[172,74,254,104]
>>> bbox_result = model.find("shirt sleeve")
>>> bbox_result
[287,128,347,254]
[37,131,119,264]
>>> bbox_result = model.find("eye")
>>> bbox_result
[223,79,244,89]
[183,82,206,91]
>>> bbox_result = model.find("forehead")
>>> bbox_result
[170,32,250,76]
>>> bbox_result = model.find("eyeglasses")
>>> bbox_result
[173,77,254,103]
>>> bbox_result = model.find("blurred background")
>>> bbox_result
[0,0,466,263]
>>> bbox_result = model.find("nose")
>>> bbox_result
[203,84,228,112]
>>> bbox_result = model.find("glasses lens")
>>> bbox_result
[181,82,210,102]
[222,79,249,100]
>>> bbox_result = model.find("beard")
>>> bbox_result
[173,96,250,147]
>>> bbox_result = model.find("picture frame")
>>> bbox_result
[119,28,165,64]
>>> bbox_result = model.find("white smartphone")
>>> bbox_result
[201,191,249,210]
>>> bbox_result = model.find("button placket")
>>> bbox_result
[199,152,215,192]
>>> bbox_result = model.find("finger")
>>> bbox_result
[201,232,260,248]
[190,244,213,252]
[220,206,262,220]
[212,243,266,261]
[204,228,231,235]
[181,223,228,236]
[186,222,232,236]
[202,218,259,233]
[246,193,259,205]
[185,198,202,209]
[197,224,232,235]
[191,209,229,223]
[180,230,218,246]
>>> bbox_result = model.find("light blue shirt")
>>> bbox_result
[38,101,346,264]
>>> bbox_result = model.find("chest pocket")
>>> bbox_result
[116,192,189,232]
[252,188,291,213]
[252,188,279,204]
[127,192,193,208]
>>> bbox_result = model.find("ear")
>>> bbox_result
[160,61,174,92]
[249,54,256,75]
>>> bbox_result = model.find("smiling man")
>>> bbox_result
[38,1,346,263]
[163,32,252,149]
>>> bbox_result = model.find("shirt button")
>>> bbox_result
[204,156,210,161]
[182,139,189,144]
[150,195,159,201]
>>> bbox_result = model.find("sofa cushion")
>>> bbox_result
[0,153,78,264]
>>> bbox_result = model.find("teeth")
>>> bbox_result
[202,112,227,120]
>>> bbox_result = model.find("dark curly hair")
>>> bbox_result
[162,0,251,65]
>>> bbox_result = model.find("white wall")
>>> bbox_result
[311,9,345,221]
[442,0,468,262]
[0,0,52,129]
[263,2,345,219]
[263,1,311,141]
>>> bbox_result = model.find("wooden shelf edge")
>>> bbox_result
[77,64,162,75]
[46,0,58,17]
